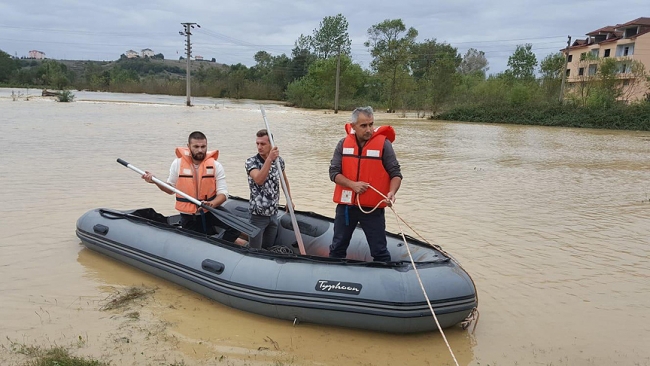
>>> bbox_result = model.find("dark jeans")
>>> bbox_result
[180,213,240,243]
[329,204,391,262]
[248,214,279,249]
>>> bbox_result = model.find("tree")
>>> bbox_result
[286,55,366,108]
[290,35,317,80]
[365,19,418,111]
[410,40,461,114]
[539,52,565,79]
[0,49,19,82]
[39,60,70,89]
[539,52,565,98]
[507,44,538,80]
[254,51,273,70]
[310,14,352,59]
[567,53,598,107]
[594,58,649,105]
[458,48,489,76]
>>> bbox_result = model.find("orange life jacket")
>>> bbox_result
[333,124,395,208]
[174,147,220,214]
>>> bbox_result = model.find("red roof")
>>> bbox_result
[617,17,650,28]
[564,17,650,51]
[586,26,618,36]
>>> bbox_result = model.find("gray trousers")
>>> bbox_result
[248,214,279,249]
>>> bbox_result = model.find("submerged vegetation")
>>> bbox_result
[2,13,649,130]
[24,346,108,366]
[57,89,75,102]
[100,285,155,311]
[3,341,108,366]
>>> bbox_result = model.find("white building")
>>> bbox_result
[125,50,139,59]
[141,48,154,58]
[29,50,46,59]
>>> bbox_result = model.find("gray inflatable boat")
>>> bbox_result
[76,196,477,333]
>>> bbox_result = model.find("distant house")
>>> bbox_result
[141,48,154,58]
[29,50,46,59]
[125,50,139,59]
[562,17,650,102]
[195,55,204,61]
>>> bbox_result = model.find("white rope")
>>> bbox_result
[355,187,460,366]
[359,186,480,325]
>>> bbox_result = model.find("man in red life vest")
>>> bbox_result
[141,131,240,242]
[329,106,402,262]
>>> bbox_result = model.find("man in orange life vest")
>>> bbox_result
[329,106,402,262]
[141,131,240,242]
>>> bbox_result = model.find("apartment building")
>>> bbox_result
[28,50,46,59]
[563,17,650,102]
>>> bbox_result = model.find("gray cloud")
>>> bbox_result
[0,0,646,74]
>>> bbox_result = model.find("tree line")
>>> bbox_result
[2,14,649,130]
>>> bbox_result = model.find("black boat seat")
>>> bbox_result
[279,214,328,237]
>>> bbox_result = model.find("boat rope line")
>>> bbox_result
[355,185,480,366]
[357,185,480,332]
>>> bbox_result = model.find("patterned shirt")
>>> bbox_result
[245,154,285,216]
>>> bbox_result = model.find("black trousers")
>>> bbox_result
[180,213,240,243]
[329,204,391,262]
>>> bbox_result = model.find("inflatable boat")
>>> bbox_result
[76,196,477,333]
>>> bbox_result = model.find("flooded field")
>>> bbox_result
[1,88,649,365]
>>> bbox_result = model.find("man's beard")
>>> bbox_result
[192,152,205,161]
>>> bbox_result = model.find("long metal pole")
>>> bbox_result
[334,44,341,114]
[116,158,260,237]
[259,106,306,255]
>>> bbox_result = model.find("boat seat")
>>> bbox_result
[279,214,328,237]
[128,208,169,224]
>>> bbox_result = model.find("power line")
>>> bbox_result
[0,25,168,37]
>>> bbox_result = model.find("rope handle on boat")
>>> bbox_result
[356,185,481,366]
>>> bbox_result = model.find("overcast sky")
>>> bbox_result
[0,0,647,75]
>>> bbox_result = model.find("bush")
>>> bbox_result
[57,90,75,102]
[435,101,650,130]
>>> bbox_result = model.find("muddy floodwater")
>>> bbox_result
[1,88,649,365]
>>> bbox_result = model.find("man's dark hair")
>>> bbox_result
[256,129,274,139]
[256,129,268,138]
[188,131,207,143]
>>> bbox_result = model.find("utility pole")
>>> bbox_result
[334,44,341,114]
[559,35,572,103]
[179,22,200,106]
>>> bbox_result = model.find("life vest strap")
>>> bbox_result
[176,194,217,203]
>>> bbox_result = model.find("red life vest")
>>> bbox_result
[174,147,220,214]
[333,124,395,208]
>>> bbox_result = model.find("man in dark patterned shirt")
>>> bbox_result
[245,129,293,249]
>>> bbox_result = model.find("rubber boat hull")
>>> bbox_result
[76,197,477,333]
